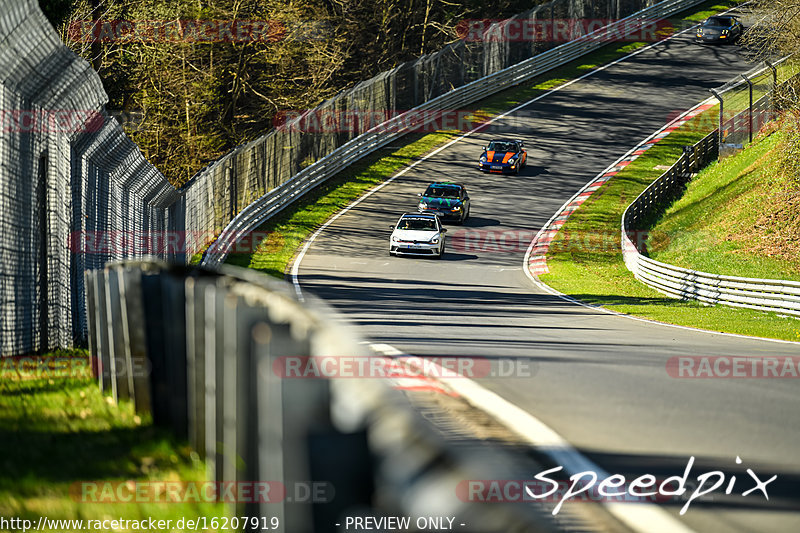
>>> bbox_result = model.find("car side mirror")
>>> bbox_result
[482,146,487,151]
[389,225,396,230]
[417,193,422,197]
[464,196,469,200]
[441,228,448,233]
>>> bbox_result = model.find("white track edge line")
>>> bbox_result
[368,342,698,533]
[291,20,700,301]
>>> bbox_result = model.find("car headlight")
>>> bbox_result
[392,235,399,242]
[480,155,486,162]
[430,236,440,244]
[419,202,428,209]
[508,157,517,165]
[452,206,461,211]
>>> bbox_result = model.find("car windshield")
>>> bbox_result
[397,218,437,231]
[488,141,516,152]
[424,185,461,199]
[703,17,731,27]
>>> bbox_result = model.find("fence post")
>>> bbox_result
[741,74,753,144]
[765,59,778,89]
[710,88,724,155]
[37,151,48,353]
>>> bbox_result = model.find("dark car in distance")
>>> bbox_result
[696,16,743,44]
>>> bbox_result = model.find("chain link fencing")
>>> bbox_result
[711,56,799,157]
[0,0,179,355]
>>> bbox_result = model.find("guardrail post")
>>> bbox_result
[204,279,226,484]
[105,266,130,403]
[104,269,128,402]
[94,271,112,394]
[117,265,151,414]
[141,268,188,435]
[251,319,323,533]
[84,271,98,380]
[163,272,189,436]
[185,276,207,455]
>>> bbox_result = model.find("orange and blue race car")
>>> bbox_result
[478,139,527,174]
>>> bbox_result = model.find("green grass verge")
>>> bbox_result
[540,107,800,342]
[648,131,800,281]
[0,350,225,529]
[227,0,740,278]
[683,2,740,22]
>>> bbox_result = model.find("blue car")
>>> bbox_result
[417,182,471,224]
[479,139,527,174]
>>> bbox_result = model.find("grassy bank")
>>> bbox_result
[648,129,800,281]
[0,350,224,529]
[540,108,800,342]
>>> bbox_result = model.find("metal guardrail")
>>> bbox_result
[200,0,708,269]
[621,132,800,317]
[84,261,563,533]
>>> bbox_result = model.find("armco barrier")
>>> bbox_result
[621,132,800,317]
[85,261,564,533]
[200,0,710,269]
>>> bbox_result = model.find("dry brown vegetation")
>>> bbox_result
[42,0,537,186]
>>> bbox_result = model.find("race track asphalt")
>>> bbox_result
[294,14,800,533]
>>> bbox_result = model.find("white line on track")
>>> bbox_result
[368,343,696,533]
[290,20,701,301]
